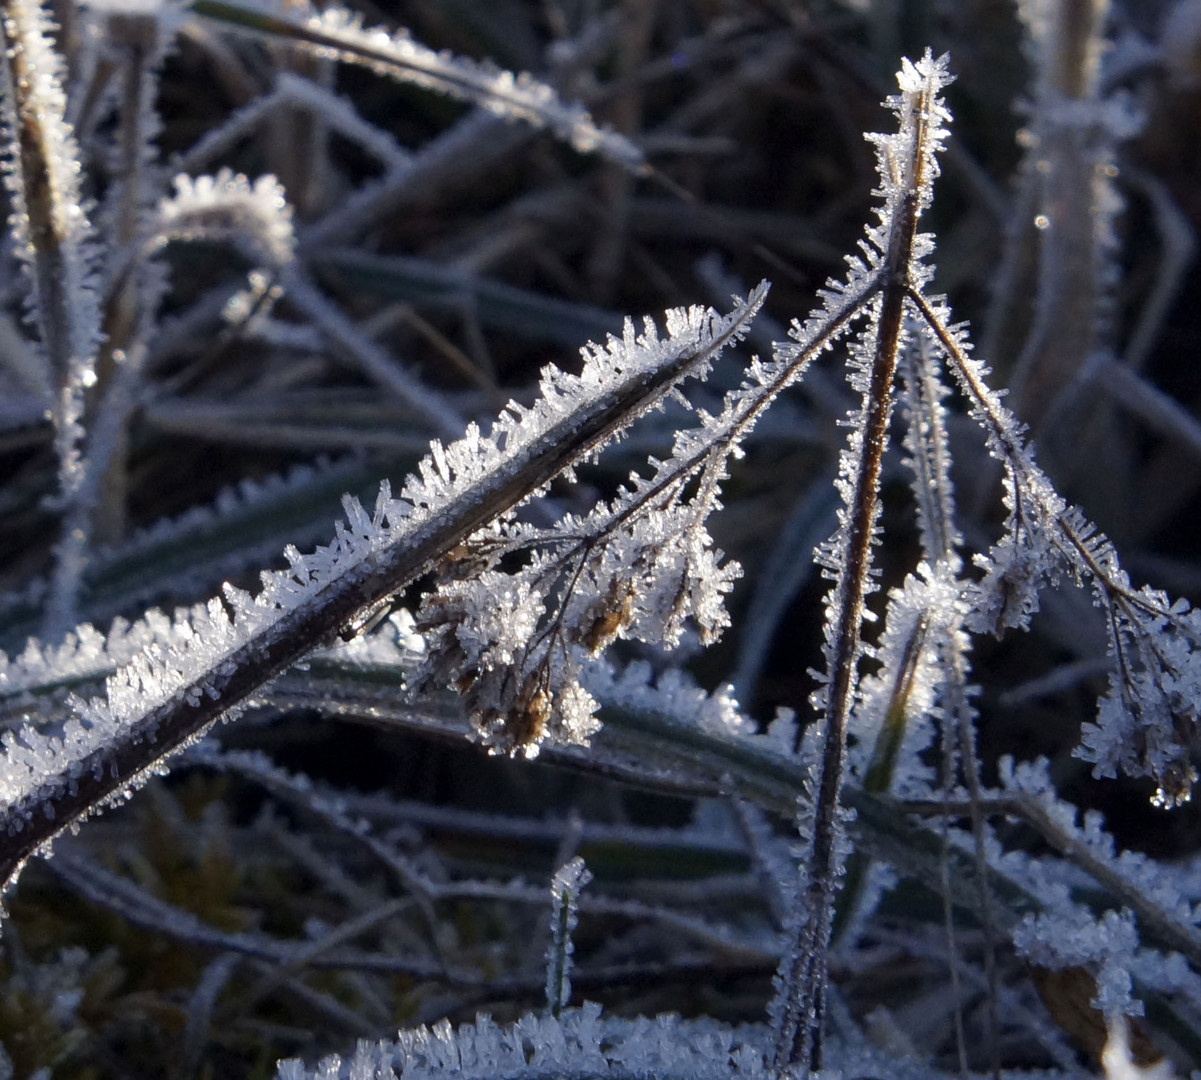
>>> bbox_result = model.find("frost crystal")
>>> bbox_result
[1013,907,1141,1018]
[275,1004,775,1080]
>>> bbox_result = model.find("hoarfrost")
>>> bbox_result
[0,285,764,870]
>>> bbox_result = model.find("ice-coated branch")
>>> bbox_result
[0,284,765,898]
[912,285,1201,808]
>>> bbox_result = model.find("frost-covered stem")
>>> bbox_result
[190,0,643,171]
[910,292,1015,464]
[900,334,959,561]
[545,857,591,1018]
[774,71,937,1077]
[1056,515,1176,627]
[920,284,1201,803]
[0,0,97,445]
[0,0,101,633]
[900,324,994,1073]
[0,291,763,893]
[900,793,1201,970]
[46,11,163,628]
[915,287,1061,564]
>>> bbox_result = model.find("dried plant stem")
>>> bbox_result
[773,67,939,1076]
[0,0,101,634]
[0,291,762,893]
[901,793,1201,971]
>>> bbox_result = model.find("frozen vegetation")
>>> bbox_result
[0,0,1200,1077]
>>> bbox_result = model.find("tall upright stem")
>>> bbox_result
[773,61,943,1074]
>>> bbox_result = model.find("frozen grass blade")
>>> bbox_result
[0,0,103,632]
[191,0,645,171]
[0,0,101,472]
[545,856,591,1018]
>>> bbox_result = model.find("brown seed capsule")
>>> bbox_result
[583,581,635,655]
[502,682,552,752]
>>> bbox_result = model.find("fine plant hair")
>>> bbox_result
[2,1,1201,1078]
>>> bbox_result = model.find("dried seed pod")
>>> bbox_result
[581,580,635,655]
[502,681,552,752]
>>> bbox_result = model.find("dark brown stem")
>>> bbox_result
[774,75,938,1075]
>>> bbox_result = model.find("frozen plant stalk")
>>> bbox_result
[545,856,591,1018]
[0,0,103,633]
[0,0,101,482]
[770,51,954,1075]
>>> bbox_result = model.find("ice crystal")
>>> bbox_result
[275,1004,775,1080]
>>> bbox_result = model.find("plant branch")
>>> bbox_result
[773,53,948,1076]
[0,287,765,895]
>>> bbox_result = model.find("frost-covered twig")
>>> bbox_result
[0,286,764,894]
[411,271,858,756]
[913,285,1201,807]
[771,51,953,1075]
